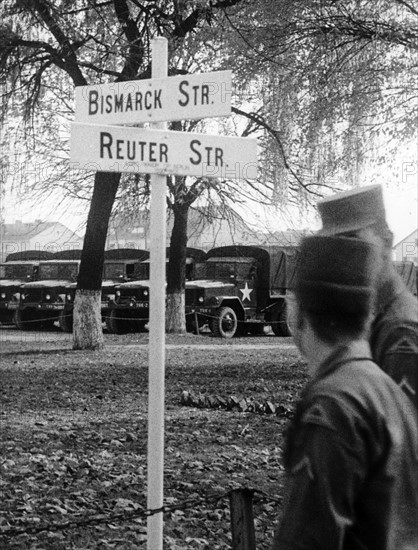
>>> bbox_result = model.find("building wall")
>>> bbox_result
[0,222,83,262]
[393,229,418,264]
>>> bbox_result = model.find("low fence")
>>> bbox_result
[0,487,281,549]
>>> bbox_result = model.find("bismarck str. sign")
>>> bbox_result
[70,123,257,180]
[75,71,232,124]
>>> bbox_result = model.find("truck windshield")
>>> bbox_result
[132,263,150,280]
[37,263,79,280]
[103,263,126,279]
[206,259,256,281]
[193,263,207,280]
[0,263,34,279]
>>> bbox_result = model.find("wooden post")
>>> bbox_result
[147,37,168,550]
[229,488,256,550]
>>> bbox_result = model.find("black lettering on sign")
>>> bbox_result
[189,140,202,165]
[160,143,168,163]
[192,85,199,106]
[114,94,123,112]
[154,89,162,109]
[145,91,152,110]
[135,92,143,110]
[99,135,170,163]
[116,139,124,159]
[149,142,157,162]
[100,132,113,159]
[201,84,210,105]
[106,95,112,113]
[178,80,189,107]
[89,90,98,115]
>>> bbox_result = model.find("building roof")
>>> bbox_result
[1,221,81,241]
[393,228,418,248]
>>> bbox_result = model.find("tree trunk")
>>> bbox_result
[72,289,103,350]
[166,200,189,334]
[73,171,120,350]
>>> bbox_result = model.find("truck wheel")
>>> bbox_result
[271,306,291,337]
[13,309,39,331]
[211,307,238,338]
[58,310,73,333]
[105,310,135,334]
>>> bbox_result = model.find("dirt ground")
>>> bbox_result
[0,328,307,549]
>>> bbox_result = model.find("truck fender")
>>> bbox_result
[217,297,245,319]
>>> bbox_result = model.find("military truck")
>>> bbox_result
[0,250,53,324]
[185,245,300,338]
[14,250,81,330]
[106,247,206,334]
[58,248,150,332]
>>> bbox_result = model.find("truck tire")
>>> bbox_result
[106,309,125,334]
[105,310,142,334]
[14,309,39,331]
[58,310,73,333]
[210,307,238,338]
[271,306,291,337]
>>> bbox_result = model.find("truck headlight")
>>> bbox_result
[67,294,72,301]
[0,293,6,299]
[143,289,149,297]
[116,290,121,297]
[198,296,204,303]
[45,294,51,301]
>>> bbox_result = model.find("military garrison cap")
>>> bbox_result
[295,235,379,315]
[317,184,386,236]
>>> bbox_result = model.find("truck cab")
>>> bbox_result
[58,248,150,332]
[15,258,80,330]
[185,245,300,338]
[0,251,55,324]
[106,248,205,334]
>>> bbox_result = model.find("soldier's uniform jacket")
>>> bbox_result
[272,342,418,550]
[370,272,418,410]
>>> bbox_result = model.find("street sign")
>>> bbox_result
[70,122,258,180]
[74,71,232,124]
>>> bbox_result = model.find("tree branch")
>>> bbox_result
[113,0,145,80]
[232,106,311,192]
[30,0,87,85]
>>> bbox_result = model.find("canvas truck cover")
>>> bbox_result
[266,246,301,295]
[104,248,149,261]
[206,245,300,295]
[6,250,54,262]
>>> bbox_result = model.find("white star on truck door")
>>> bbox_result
[240,282,253,301]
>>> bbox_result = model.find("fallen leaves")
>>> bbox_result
[0,337,306,549]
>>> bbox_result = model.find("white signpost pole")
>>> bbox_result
[147,37,168,550]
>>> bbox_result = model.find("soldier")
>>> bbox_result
[272,235,418,550]
[317,184,418,409]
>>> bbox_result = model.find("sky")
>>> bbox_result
[3,172,417,245]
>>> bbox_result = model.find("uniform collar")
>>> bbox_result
[315,340,373,382]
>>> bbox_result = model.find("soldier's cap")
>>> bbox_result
[317,184,386,236]
[294,235,379,316]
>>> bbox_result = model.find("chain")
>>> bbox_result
[0,487,280,538]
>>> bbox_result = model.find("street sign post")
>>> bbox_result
[147,38,167,550]
[75,70,232,124]
[70,122,258,180]
[71,37,257,550]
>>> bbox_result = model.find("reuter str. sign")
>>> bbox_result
[74,71,232,125]
[70,122,257,180]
